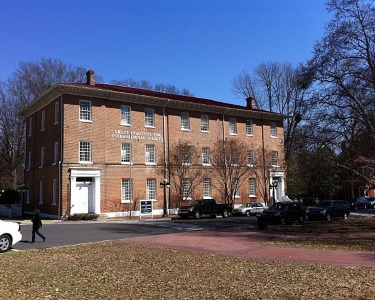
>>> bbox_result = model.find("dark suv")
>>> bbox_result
[257,201,306,229]
[306,200,350,221]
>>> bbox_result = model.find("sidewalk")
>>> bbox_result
[122,229,375,268]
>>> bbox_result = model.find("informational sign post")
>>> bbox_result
[140,200,153,219]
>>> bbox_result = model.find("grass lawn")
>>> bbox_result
[1,217,374,300]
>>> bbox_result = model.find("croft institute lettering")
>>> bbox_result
[112,130,163,141]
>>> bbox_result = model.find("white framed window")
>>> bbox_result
[54,102,59,124]
[121,105,131,126]
[52,179,57,205]
[121,179,132,203]
[79,141,92,163]
[229,118,237,135]
[233,178,240,197]
[247,149,254,166]
[79,100,92,121]
[272,151,279,166]
[270,123,277,137]
[249,178,256,197]
[146,179,156,200]
[202,147,211,165]
[27,151,32,170]
[28,117,32,137]
[201,115,209,132]
[181,112,190,130]
[203,178,212,198]
[144,108,155,127]
[40,147,45,168]
[145,144,156,164]
[231,150,239,166]
[39,181,43,204]
[121,143,131,164]
[246,120,253,136]
[53,142,59,165]
[182,147,191,165]
[182,178,192,199]
[41,111,45,131]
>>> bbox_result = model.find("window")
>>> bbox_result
[246,120,253,135]
[121,105,131,126]
[229,118,237,135]
[203,178,212,198]
[201,115,209,132]
[53,142,59,165]
[231,150,239,166]
[202,147,211,165]
[39,181,43,204]
[79,100,92,121]
[249,178,256,196]
[270,123,277,137]
[182,147,191,165]
[247,149,254,166]
[182,178,192,199]
[181,112,190,130]
[52,179,57,205]
[26,183,30,204]
[79,141,92,163]
[233,178,240,197]
[40,147,45,168]
[145,144,156,164]
[28,117,32,136]
[54,102,59,124]
[121,179,132,203]
[272,151,279,166]
[144,108,155,127]
[146,179,156,200]
[121,143,131,164]
[27,151,32,170]
[41,111,45,131]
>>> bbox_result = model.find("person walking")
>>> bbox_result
[31,209,46,243]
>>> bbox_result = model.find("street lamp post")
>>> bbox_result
[160,178,170,217]
[269,179,278,206]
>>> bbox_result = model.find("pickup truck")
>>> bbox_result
[178,198,232,219]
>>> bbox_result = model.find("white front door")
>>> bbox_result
[71,182,90,214]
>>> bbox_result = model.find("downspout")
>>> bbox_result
[261,117,268,205]
[58,94,63,220]
[162,100,170,213]
[222,109,229,203]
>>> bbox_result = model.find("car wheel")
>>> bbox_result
[245,210,251,217]
[0,234,12,253]
[194,211,201,219]
[342,213,348,220]
[280,218,286,225]
[222,209,229,218]
[326,213,331,221]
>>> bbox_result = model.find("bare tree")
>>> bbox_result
[162,140,202,208]
[210,138,255,205]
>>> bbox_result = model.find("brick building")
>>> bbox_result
[20,71,287,219]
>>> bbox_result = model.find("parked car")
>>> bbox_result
[0,220,22,253]
[256,201,306,229]
[306,200,350,221]
[232,202,265,216]
[356,197,369,210]
[366,197,375,209]
[178,198,232,219]
[346,199,357,210]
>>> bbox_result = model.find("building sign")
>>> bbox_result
[112,130,163,141]
[140,200,153,215]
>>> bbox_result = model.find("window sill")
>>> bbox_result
[79,161,93,165]
[181,128,190,132]
[145,163,157,166]
[79,119,93,123]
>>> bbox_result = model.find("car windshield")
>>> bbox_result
[270,203,287,210]
[239,204,251,208]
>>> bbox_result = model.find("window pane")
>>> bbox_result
[270,123,277,137]
[146,179,156,200]
[201,115,209,131]
[80,141,92,162]
[181,112,190,130]
[145,144,155,164]
[183,178,192,199]
[79,100,92,121]
[249,178,256,196]
[202,147,210,165]
[54,142,59,164]
[229,118,237,134]
[121,143,131,163]
[246,120,253,135]
[272,151,278,166]
[233,178,240,197]
[203,178,211,198]
[121,179,132,202]
[247,149,254,166]
[145,109,155,127]
[121,105,131,125]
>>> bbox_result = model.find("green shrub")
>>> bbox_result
[65,213,99,221]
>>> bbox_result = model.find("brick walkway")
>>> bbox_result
[123,229,375,268]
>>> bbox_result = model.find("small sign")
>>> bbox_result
[140,200,152,215]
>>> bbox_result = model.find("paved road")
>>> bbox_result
[12,216,259,251]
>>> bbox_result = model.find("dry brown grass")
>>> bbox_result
[1,217,374,300]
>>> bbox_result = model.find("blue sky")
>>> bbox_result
[1,0,331,105]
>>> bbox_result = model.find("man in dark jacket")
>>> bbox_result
[31,209,46,243]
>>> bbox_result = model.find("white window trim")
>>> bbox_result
[181,112,190,131]
[229,118,237,135]
[202,147,211,166]
[201,115,210,132]
[121,178,132,203]
[203,178,212,198]
[145,144,156,165]
[249,178,257,197]
[144,108,155,128]
[79,100,93,122]
[121,105,131,126]
[79,141,93,164]
[121,143,132,164]
[271,151,279,167]
[53,142,58,165]
[146,179,156,200]
[246,120,253,136]
[270,123,277,138]
[28,118,32,137]
[39,147,45,168]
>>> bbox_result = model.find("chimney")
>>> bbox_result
[246,97,256,109]
[86,70,95,85]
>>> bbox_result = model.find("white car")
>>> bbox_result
[232,202,266,216]
[0,220,23,253]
